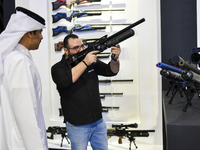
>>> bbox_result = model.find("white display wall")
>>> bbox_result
[15,0,162,149]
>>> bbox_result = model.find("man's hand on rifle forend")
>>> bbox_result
[111,44,121,61]
[83,50,99,66]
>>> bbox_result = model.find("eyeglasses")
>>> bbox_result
[67,44,85,51]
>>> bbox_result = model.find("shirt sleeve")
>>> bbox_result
[51,63,73,88]
[94,60,118,76]
[8,58,46,150]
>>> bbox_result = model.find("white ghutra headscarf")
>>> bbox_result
[0,7,45,85]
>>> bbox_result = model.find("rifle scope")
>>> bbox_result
[112,123,138,129]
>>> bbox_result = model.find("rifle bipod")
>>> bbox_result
[168,81,186,104]
[166,81,178,96]
[182,83,200,112]
[182,89,195,112]
[60,132,70,147]
[127,134,138,149]
[167,81,199,112]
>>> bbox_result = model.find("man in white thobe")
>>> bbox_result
[0,7,48,150]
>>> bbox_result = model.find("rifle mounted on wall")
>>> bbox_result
[107,123,155,149]
[52,0,101,10]
[52,9,124,23]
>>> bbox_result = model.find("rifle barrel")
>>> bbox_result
[100,92,123,95]
[74,9,125,12]
[99,79,133,83]
[179,60,200,75]
[160,69,183,81]
[96,54,110,58]
[102,106,119,109]
[82,23,132,26]
[100,94,105,99]
[181,70,200,84]
[106,18,145,41]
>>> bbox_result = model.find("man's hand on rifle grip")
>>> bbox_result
[111,44,121,61]
[83,50,99,66]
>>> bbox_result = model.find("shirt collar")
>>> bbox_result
[14,43,33,60]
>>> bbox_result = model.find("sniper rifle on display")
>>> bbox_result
[52,9,124,23]
[157,55,200,111]
[52,0,101,10]
[99,79,133,83]
[107,123,155,149]
[46,126,70,147]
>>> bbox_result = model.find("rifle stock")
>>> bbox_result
[107,124,155,149]
[52,12,102,23]
[55,41,64,51]
[52,25,106,36]
[52,0,101,10]
[52,0,68,10]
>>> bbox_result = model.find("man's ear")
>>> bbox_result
[26,32,33,38]
[64,48,69,55]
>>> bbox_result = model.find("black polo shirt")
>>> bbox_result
[51,55,117,125]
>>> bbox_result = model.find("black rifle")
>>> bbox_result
[52,9,124,23]
[82,38,99,45]
[100,93,122,99]
[46,126,70,147]
[59,106,119,113]
[179,61,200,111]
[107,123,155,149]
[160,69,190,106]
[179,59,200,75]
[65,18,145,66]
[102,106,119,112]
[157,62,187,103]
[99,79,133,83]
[100,92,123,96]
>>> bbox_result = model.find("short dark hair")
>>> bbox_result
[63,34,79,48]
